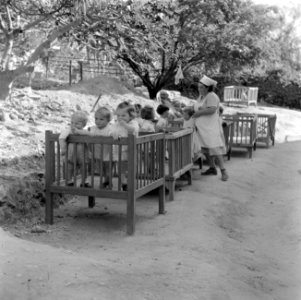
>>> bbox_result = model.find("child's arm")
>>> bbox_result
[72,128,91,135]
[59,129,70,156]
[59,139,67,156]
[119,120,137,134]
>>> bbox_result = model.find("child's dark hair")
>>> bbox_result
[141,106,155,121]
[156,104,169,116]
[116,101,136,119]
[183,106,194,118]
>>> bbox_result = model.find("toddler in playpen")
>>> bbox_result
[139,105,156,133]
[111,101,139,191]
[59,111,89,185]
[74,106,114,188]
[155,104,170,132]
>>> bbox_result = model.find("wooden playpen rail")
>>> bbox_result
[45,131,166,235]
[167,120,233,161]
[165,128,193,201]
[140,128,194,201]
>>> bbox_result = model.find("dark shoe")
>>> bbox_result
[221,169,229,181]
[122,184,128,191]
[201,167,217,176]
[102,182,110,189]
[197,157,203,169]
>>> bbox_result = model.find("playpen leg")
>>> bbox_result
[227,148,232,161]
[158,185,166,214]
[45,191,54,224]
[88,196,95,208]
[127,194,136,235]
[168,179,176,201]
[187,170,192,185]
[248,148,253,159]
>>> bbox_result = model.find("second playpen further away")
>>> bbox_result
[224,86,258,106]
[222,112,277,158]
[45,128,193,235]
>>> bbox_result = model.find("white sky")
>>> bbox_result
[252,0,299,7]
[253,0,301,37]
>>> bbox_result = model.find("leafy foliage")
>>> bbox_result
[67,0,280,98]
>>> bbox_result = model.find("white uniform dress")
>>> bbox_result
[194,92,226,156]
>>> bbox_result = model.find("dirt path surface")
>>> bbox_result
[1,141,301,300]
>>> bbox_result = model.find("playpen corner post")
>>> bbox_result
[158,184,166,214]
[45,130,54,224]
[158,134,166,213]
[88,196,95,208]
[126,134,137,235]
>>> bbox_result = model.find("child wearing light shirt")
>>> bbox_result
[111,101,139,191]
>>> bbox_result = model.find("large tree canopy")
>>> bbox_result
[68,0,286,98]
[0,0,86,100]
[0,0,300,100]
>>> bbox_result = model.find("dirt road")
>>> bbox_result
[1,141,301,300]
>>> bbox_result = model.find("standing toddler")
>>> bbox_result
[59,111,88,185]
[111,101,139,191]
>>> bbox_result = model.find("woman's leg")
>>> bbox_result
[201,153,217,175]
[206,153,216,168]
[215,155,225,170]
[215,155,229,181]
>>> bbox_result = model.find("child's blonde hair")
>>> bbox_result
[71,111,88,126]
[95,106,112,122]
[116,101,136,120]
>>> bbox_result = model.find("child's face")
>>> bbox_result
[116,108,130,123]
[95,112,109,129]
[71,118,85,130]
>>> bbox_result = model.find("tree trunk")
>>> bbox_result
[0,66,34,101]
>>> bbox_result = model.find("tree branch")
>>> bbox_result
[6,6,12,31]
[26,19,82,66]
[0,13,8,35]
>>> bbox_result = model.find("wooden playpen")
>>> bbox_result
[256,113,277,148]
[221,120,234,160]
[45,131,166,235]
[168,119,233,161]
[140,127,194,201]
[222,113,258,158]
[223,86,258,106]
[164,128,193,201]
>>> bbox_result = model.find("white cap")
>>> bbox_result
[200,75,217,87]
